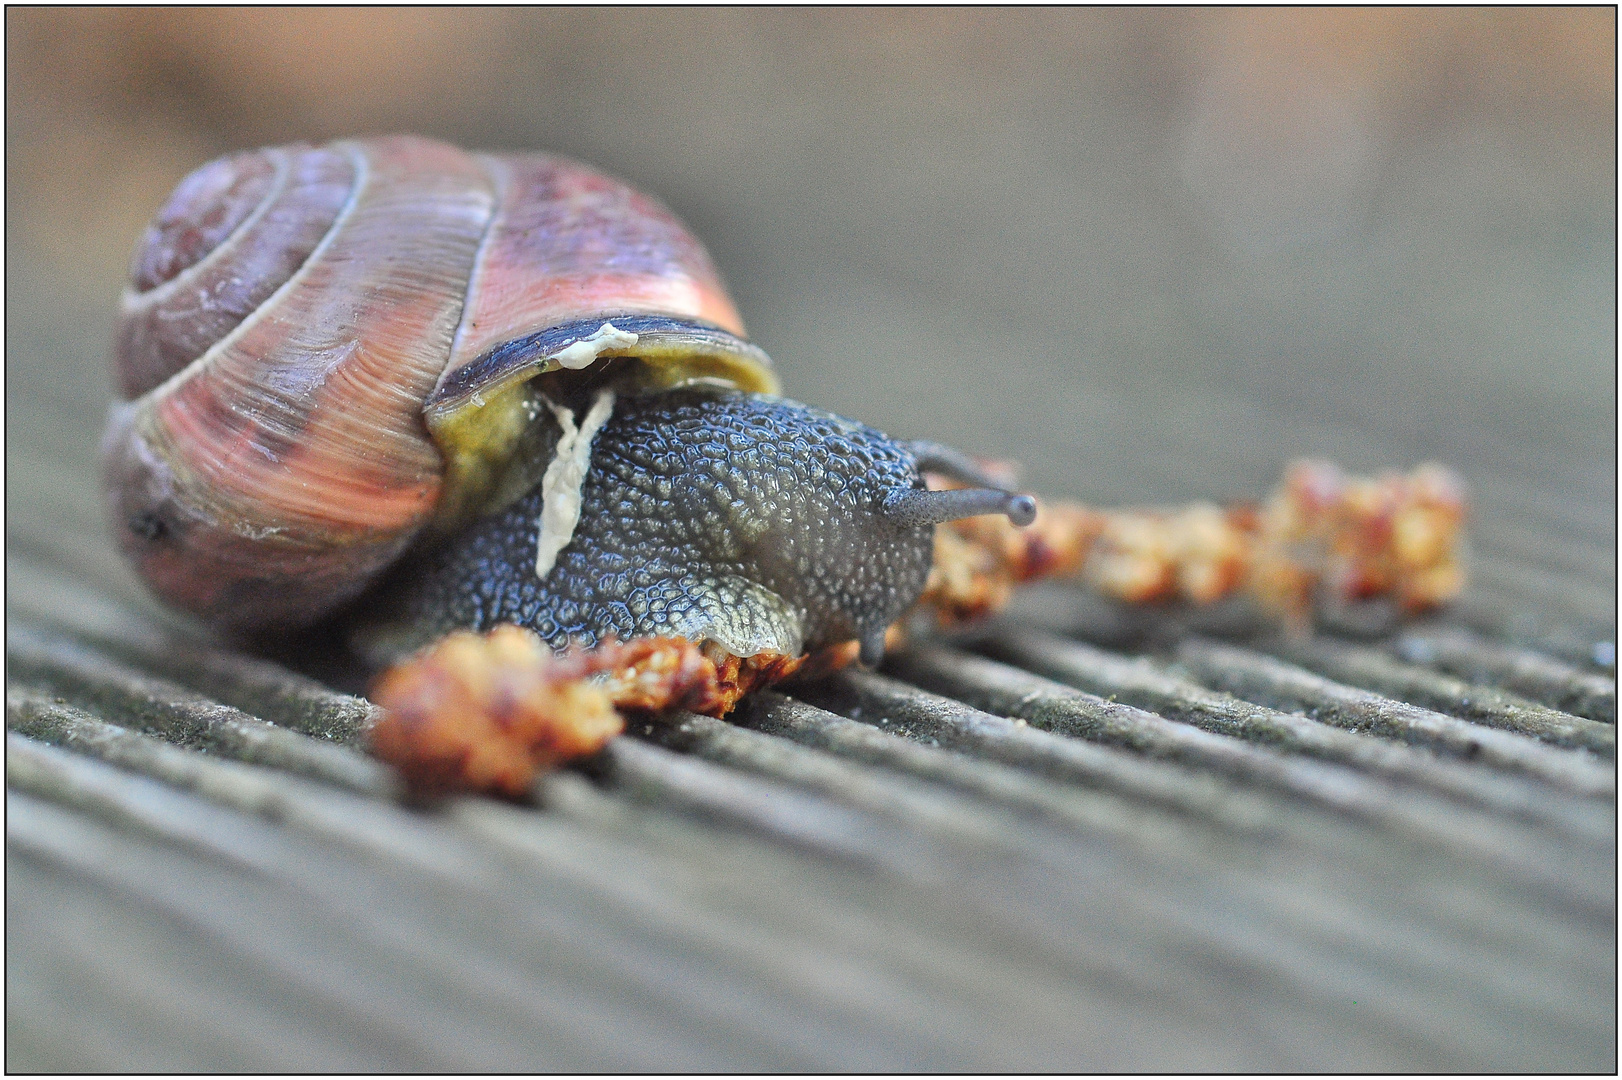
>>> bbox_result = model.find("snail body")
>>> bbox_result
[105,136,1032,666]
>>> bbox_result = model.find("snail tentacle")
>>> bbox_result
[882,487,1038,528]
[902,440,1016,491]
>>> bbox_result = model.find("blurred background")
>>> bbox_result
[7,6,1615,622]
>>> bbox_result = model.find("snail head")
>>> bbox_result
[360,387,1033,668]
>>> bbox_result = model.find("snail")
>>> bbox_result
[103,135,1035,672]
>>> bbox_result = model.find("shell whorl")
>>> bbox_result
[105,135,775,632]
[117,144,357,400]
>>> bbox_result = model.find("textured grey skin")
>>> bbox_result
[361,390,937,662]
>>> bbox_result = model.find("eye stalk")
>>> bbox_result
[881,487,1038,528]
[901,440,1017,491]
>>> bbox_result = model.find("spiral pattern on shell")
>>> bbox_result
[104,135,773,632]
[118,145,356,399]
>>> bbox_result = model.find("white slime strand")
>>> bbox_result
[534,388,617,580]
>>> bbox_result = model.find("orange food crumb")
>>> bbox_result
[918,459,1466,627]
[1252,459,1468,621]
[369,627,806,798]
[594,637,807,716]
[370,626,621,798]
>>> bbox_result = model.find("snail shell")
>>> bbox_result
[104,136,778,632]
